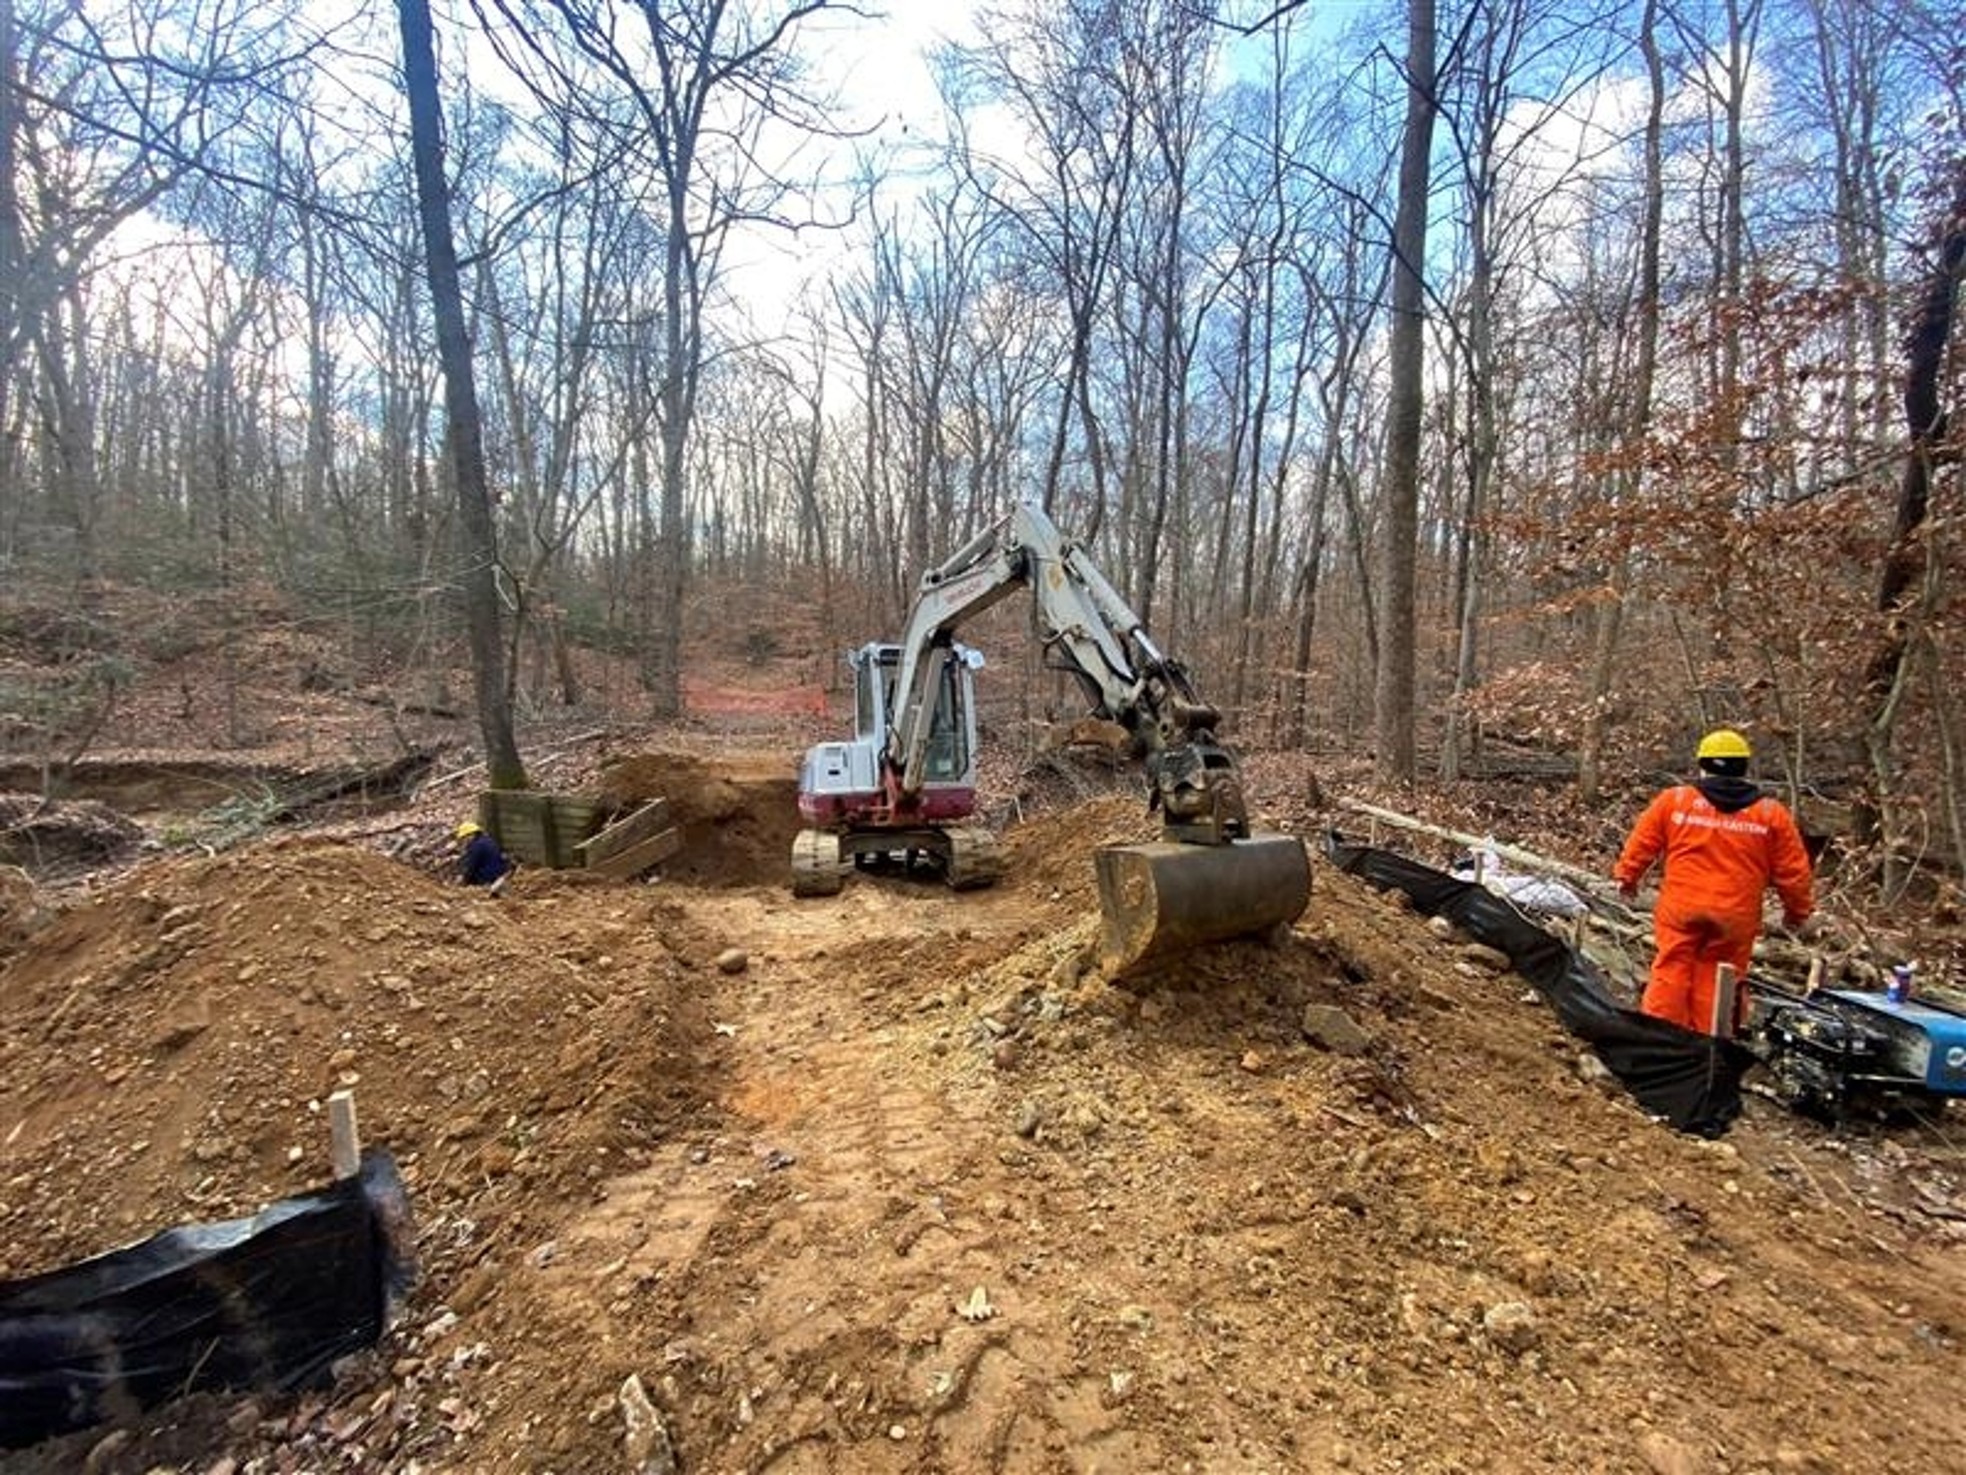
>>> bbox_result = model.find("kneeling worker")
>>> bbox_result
[454,820,515,896]
[1614,729,1814,1034]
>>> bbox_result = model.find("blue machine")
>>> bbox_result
[1751,985,1966,1117]
[1819,991,1966,1094]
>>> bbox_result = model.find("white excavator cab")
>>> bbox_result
[793,642,1000,896]
[861,642,980,784]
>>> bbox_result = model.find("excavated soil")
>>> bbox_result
[3,762,1965,1475]
[594,751,802,889]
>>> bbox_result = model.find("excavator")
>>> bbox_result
[792,502,1312,976]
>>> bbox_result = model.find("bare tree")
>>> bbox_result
[1859,154,1965,893]
[943,0,1148,526]
[1374,0,1439,781]
[482,0,851,716]
[870,189,991,575]
[397,0,526,789]
[1794,0,1905,461]
[0,0,299,576]
[1432,0,1626,780]
[1579,0,1667,803]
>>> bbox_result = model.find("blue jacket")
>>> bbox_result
[459,833,512,886]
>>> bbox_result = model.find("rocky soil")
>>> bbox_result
[4,752,1966,1475]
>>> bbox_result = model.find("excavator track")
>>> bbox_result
[941,826,1005,890]
[790,828,846,897]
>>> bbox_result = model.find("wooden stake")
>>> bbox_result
[1711,963,1739,1040]
[328,1089,361,1179]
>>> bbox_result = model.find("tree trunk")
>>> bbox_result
[1858,154,1966,892]
[1579,0,1665,804]
[396,0,526,790]
[1373,0,1437,781]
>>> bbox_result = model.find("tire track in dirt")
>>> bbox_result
[543,877,1173,1471]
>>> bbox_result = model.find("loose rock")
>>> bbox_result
[1301,1004,1372,1056]
[1482,1300,1540,1354]
[619,1373,678,1475]
[1636,1429,1709,1475]
[1461,943,1513,973]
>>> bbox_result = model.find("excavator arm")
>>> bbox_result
[867,503,1309,977]
[886,503,1249,844]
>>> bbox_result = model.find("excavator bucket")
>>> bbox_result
[1095,833,1312,979]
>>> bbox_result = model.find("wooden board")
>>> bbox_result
[328,1090,361,1179]
[575,799,672,868]
[477,790,603,868]
[586,826,682,881]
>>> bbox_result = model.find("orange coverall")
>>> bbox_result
[1614,780,1814,1034]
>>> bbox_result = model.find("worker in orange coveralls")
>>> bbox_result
[1614,729,1815,1035]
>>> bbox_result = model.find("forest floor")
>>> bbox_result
[3,586,1965,1474]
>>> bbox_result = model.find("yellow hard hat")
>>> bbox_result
[1696,729,1752,762]
[454,821,483,840]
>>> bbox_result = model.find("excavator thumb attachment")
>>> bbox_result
[1095,833,1312,979]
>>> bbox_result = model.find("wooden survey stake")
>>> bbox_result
[328,1089,361,1179]
[1711,963,1739,1040]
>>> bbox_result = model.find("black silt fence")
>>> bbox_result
[0,1151,412,1450]
[1323,833,1755,1139]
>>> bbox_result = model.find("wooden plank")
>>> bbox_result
[485,791,547,867]
[532,794,559,867]
[587,826,682,881]
[478,790,607,868]
[496,813,544,840]
[554,798,602,830]
[576,799,673,867]
[549,797,602,868]
[328,1089,361,1179]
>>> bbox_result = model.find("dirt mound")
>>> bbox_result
[0,844,714,1282]
[596,749,801,887]
[1001,793,1156,904]
[3,791,1964,1474]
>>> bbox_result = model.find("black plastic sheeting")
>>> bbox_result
[1324,833,1757,1139]
[0,1151,412,1451]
